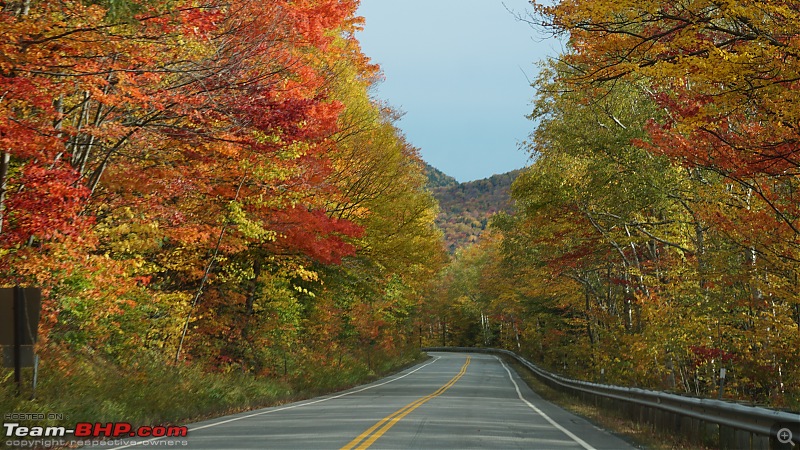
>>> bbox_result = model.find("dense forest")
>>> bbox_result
[426,165,520,252]
[1,0,445,423]
[421,0,800,410]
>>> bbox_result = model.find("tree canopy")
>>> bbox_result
[0,0,445,383]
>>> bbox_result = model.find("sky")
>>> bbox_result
[355,0,561,182]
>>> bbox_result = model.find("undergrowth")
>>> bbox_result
[0,349,423,449]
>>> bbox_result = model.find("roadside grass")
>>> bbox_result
[504,357,714,450]
[0,350,425,448]
[285,350,427,399]
[1,355,293,430]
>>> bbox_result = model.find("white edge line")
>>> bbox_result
[496,356,597,450]
[108,355,442,449]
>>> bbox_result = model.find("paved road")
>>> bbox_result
[113,352,636,449]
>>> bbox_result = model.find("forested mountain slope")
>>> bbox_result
[425,165,521,252]
[425,164,459,189]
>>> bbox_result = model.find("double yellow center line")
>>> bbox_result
[341,357,471,450]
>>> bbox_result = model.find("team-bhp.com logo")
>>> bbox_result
[5,422,188,439]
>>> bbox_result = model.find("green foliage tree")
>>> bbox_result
[427,56,800,408]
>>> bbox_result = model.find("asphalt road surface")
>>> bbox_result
[112,352,636,449]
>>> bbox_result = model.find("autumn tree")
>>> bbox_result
[0,0,446,395]
[446,55,800,405]
[518,0,800,403]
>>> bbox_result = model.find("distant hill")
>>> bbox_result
[425,165,521,252]
[424,163,459,189]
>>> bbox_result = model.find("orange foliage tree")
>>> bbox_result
[0,0,444,384]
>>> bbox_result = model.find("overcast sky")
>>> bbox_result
[355,0,561,182]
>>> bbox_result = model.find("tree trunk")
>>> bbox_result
[0,152,10,235]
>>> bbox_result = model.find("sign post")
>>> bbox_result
[14,286,22,393]
[0,287,41,395]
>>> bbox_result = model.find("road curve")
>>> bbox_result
[113,352,635,449]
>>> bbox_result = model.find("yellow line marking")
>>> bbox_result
[341,356,471,450]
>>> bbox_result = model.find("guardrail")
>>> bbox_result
[423,347,800,450]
